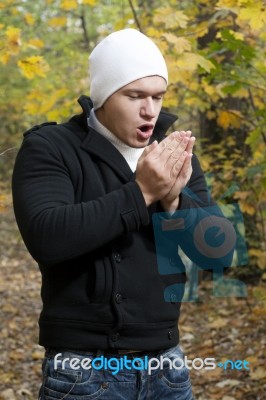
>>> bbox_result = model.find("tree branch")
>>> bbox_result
[80,5,90,50]
[128,0,142,32]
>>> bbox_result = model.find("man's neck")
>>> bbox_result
[87,109,144,172]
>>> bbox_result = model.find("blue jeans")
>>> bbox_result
[39,345,194,399]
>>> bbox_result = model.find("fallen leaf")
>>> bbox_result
[250,367,266,380]
[216,379,242,388]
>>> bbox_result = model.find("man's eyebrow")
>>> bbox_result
[123,89,166,95]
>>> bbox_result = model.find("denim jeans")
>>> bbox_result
[39,345,194,399]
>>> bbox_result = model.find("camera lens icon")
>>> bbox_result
[193,215,237,259]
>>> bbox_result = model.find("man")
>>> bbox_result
[12,29,224,399]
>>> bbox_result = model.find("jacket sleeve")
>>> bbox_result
[12,132,149,266]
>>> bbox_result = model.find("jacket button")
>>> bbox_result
[111,332,119,342]
[114,253,122,263]
[115,293,123,304]
[168,330,174,340]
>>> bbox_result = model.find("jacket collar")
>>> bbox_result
[69,95,178,181]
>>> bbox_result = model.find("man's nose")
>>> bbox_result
[140,97,156,118]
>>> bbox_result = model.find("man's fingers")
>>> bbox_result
[138,131,194,184]
[185,136,195,153]
[138,140,158,161]
[170,151,188,178]
[164,136,189,167]
[154,131,179,154]
[179,153,193,180]
[146,131,191,162]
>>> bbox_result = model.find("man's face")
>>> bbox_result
[95,76,167,148]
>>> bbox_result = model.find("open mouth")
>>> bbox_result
[136,124,154,140]
[138,124,154,133]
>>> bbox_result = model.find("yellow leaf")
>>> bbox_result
[174,37,191,54]
[48,16,67,27]
[10,349,25,360]
[0,0,16,7]
[189,81,199,91]
[17,56,50,79]
[0,194,9,212]
[6,26,21,40]
[82,0,96,5]
[195,21,209,39]
[162,32,179,44]
[24,88,69,116]
[239,200,256,216]
[5,26,21,54]
[167,60,191,84]
[0,23,5,29]
[32,349,44,360]
[11,6,19,15]
[176,53,215,73]
[0,53,10,64]
[154,7,188,29]
[203,83,217,96]
[60,0,78,10]
[146,27,163,38]
[28,38,45,49]
[231,87,249,98]
[216,0,239,13]
[245,356,260,364]
[208,317,228,328]
[217,110,242,129]
[24,13,35,26]
[250,367,266,380]
[238,4,266,31]
[24,99,41,115]
[228,29,244,40]
[249,250,266,269]
[216,379,242,388]
[233,190,251,200]
[162,34,191,54]
[162,88,178,108]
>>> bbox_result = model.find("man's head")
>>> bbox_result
[89,28,168,110]
[89,29,168,148]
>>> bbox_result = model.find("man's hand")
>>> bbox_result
[160,131,195,213]
[135,131,193,207]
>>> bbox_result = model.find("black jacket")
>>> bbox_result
[12,95,215,350]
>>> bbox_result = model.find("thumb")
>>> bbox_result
[139,140,158,161]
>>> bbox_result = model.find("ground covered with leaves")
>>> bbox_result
[0,203,265,400]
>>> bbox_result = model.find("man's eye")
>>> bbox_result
[153,96,163,100]
[128,95,139,99]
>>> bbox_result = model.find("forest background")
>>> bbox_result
[0,0,265,399]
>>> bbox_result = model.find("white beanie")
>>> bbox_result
[89,29,168,110]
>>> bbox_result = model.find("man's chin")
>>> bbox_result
[133,137,151,148]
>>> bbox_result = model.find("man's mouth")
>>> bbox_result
[136,124,154,139]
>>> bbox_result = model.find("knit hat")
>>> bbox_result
[89,28,168,110]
